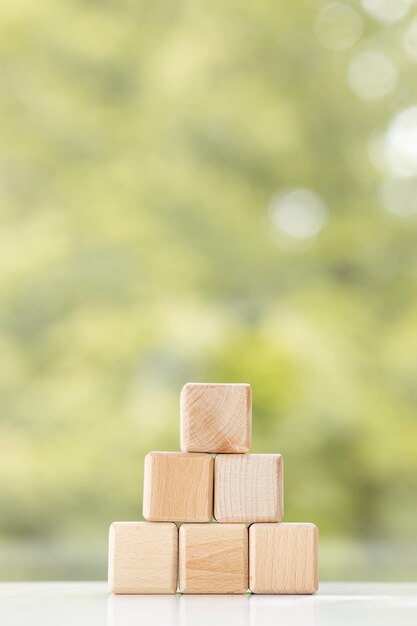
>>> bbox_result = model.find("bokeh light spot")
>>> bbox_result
[380,177,417,216]
[348,49,397,100]
[403,18,417,62]
[315,3,363,51]
[269,188,328,240]
[361,0,412,24]
[385,106,417,177]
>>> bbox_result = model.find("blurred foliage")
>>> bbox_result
[0,0,417,579]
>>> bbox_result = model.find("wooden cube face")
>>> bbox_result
[143,452,213,522]
[214,454,283,523]
[108,522,178,594]
[179,523,248,594]
[249,523,319,594]
[181,383,251,453]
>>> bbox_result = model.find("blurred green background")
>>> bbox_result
[1,0,417,582]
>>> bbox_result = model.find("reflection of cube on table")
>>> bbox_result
[249,523,319,594]
[179,523,248,594]
[181,383,251,453]
[214,454,283,523]
[179,594,249,626]
[108,595,178,626]
[143,452,213,522]
[108,522,178,594]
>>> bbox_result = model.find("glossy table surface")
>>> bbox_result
[1,582,416,626]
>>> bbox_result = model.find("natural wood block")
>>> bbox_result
[214,454,283,523]
[249,523,319,594]
[108,521,178,594]
[180,383,251,453]
[179,523,248,594]
[143,452,213,522]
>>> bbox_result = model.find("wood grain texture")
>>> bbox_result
[214,454,283,523]
[179,523,248,594]
[143,452,214,522]
[108,522,178,594]
[180,383,251,453]
[249,523,319,594]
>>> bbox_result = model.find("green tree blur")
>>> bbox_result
[0,0,416,580]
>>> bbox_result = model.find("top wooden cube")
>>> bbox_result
[180,383,251,453]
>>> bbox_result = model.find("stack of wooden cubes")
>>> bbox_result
[108,383,318,594]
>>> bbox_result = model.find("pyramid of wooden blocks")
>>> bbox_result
[108,382,319,595]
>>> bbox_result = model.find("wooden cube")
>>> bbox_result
[181,383,251,453]
[249,523,319,594]
[108,522,178,594]
[143,452,213,522]
[179,523,248,594]
[214,454,283,523]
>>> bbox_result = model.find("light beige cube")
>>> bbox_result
[249,523,319,594]
[181,383,251,453]
[108,521,178,594]
[179,523,248,594]
[214,453,283,523]
[143,452,213,522]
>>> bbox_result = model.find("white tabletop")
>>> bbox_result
[1,582,416,626]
